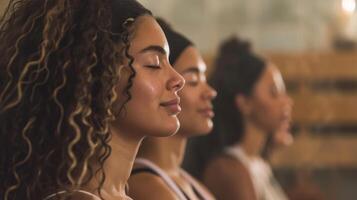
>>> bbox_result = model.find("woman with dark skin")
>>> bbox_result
[184,37,293,200]
[128,19,216,200]
[0,1,184,199]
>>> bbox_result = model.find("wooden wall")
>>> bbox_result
[267,52,357,169]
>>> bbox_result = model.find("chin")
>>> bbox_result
[151,119,180,137]
[203,120,214,133]
[190,125,213,137]
[194,120,213,135]
[200,127,213,135]
[188,130,211,138]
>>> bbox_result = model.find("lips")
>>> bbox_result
[282,112,291,122]
[280,115,292,131]
[198,107,214,118]
[160,98,181,115]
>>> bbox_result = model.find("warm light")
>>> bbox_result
[342,0,356,14]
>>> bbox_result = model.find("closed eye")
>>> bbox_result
[186,81,199,86]
[145,64,161,69]
[182,69,200,86]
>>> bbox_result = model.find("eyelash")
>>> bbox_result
[145,64,161,69]
[187,81,199,86]
[270,88,279,97]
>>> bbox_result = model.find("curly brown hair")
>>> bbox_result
[0,0,151,199]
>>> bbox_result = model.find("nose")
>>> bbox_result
[283,94,294,113]
[286,94,294,107]
[167,64,185,92]
[202,83,217,100]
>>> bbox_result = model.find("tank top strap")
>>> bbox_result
[134,158,188,200]
[43,190,101,200]
[224,145,251,168]
[131,167,160,176]
[180,169,215,200]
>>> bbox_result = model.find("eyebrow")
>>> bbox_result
[139,45,167,55]
[181,67,200,74]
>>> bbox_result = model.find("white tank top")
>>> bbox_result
[225,146,288,200]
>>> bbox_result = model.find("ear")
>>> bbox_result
[235,94,252,117]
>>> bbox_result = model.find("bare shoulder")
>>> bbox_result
[204,154,250,178]
[202,154,257,200]
[128,173,178,200]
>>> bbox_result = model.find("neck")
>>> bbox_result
[138,133,187,175]
[239,121,268,158]
[94,127,143,198]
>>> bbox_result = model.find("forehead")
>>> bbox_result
[259,64,275,83]
[270,63,285,90]
[257,63,284,88]
[128,15,169,55]
[174,46,206,73]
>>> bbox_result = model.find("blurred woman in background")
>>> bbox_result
[184,37,293,200]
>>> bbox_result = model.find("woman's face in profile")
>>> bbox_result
[112,15,185,138]
[247,64,293,133]
[174,46,217,137]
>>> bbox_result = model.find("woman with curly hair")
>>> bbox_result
[184,37,293,200]
[0,0,184,199]
[128,18,216,200]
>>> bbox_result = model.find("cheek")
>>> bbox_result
[252,98,280,126]
[178,90,198,123]
[261,100,278,114]
[261,100,281,121]
[178,90,213,135]
[254,92,281,115]
[179,89,197,111]
[132,75,163,103]
[177,96,195,125]
[262,99,281,130]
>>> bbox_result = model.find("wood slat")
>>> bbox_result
[269,52,357,80]
[291,93,357,124]
[270,135,357,168]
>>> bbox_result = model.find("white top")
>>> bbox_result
[225,146,288,200]
[134,158,214,200]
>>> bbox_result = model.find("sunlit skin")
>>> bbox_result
[128,46,216,200]
[176,46,217,137]
[112,16,185,139]
[81,15,185,200]
[203,63,293,200]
